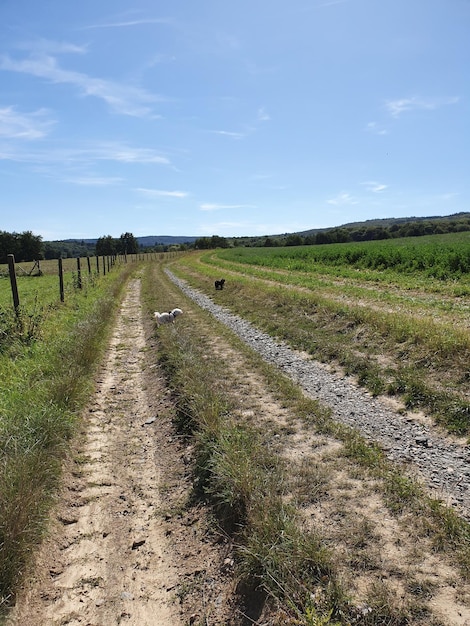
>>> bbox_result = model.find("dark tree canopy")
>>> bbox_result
[118,232,139,255]
[95,233,139,256]
[0,230,43,263]
[95,235,116,256]
[194,235,228,249]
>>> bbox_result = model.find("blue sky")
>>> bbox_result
[0,1,468,240]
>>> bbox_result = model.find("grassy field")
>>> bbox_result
[170,232,470,436]
[0,256,141,350]
[220,232,470,284]
[0,257,118,309]
[0,253,176,312]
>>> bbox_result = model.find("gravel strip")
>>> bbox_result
[167,270,470,519]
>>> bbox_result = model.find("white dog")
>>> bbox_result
[154,308,183,326]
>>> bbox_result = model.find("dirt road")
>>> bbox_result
[8,273,470,626]
[8,278,234,626]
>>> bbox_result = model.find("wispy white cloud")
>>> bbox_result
[327,192,358,206]
[362,181,388,193]
[96,143,169,164]
[0,106,55,139]
[199,203,256,211]
[82,18,172,30]
[16,39,88,55]
[385,96,459,118]
[210,130,246,139]
[208,106,269,142]
[366,121,388,135]
[0,51,162,117]
[257,107,270,122]
[65,176,123,186]
[136,187,188,198]
[0,141,170,166]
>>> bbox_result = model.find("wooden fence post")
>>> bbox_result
[76,257,82,289]
[87,256,91,275]
[7,254,20,315]
[58,258,65,302]
[102,256,106,275]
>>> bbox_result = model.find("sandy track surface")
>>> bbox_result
[8,278,234,626]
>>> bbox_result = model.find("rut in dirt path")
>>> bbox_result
[8,278,182,626]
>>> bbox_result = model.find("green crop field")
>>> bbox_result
[216,231,470,285]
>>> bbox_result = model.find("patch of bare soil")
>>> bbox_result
[7,278,235,626]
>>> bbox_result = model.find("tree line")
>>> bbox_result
[262,214,470,248]
[0,231,142,264]
[0,231,43,264]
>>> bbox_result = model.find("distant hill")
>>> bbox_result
[296,212,470,238]
[136,235,197,246]
[44,212,470,254]
[56,235,197,246]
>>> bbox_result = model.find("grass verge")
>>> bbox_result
[0,260,136,615]
[142,262,348,624]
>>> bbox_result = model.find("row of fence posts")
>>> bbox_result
[6,250,179,315]
[7,253,119,315]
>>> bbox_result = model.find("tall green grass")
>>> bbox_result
[0,261,135,612]
[0,267,98,311]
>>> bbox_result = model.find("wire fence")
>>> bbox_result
[1,251,175,313]
[4,253,120,313]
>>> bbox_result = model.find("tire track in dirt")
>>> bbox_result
[9,279,182,625]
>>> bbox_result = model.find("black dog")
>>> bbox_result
[214,279,225,290]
